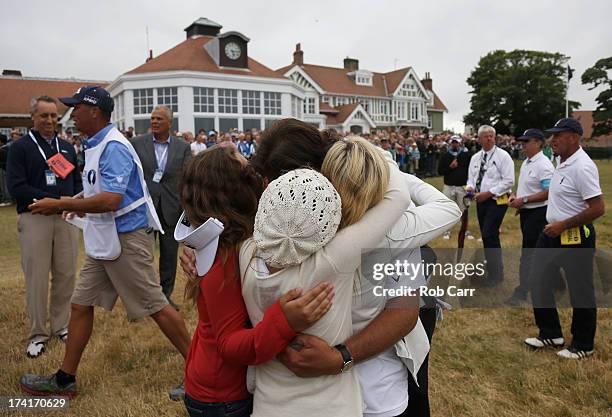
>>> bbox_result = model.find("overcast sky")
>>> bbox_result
[3,0,610,132]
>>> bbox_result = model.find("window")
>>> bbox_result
[134,119,150,135]
[194,117,215,133]
[411,102,419,120]
[264,92,281,115]
[194,87,214,113]
[133,88,154,115]
[321,96,330,103]
[242,90,261,114]
[113,93,124,118]
[157,87,178,112]
[427,114,432,129]
[303,97,316,114]
[219,118,238,132]
[265,119,279,129]
[218,89,238,113]
[243,118,261,131]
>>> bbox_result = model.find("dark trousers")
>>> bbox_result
[531,225,597,351]
[515,206,548,296]
[184,395,252,417]
[400,306,437,417]
[156,213,179,299]
[476,199,508,282]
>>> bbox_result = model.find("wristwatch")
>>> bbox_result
[522,197,529,204]
[334,344,354,373]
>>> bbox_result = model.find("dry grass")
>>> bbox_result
[0,160,610,417]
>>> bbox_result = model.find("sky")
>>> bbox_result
[2,0,611,132]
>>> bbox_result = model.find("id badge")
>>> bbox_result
[45,170,57,186]
[47,153,75,179]
[560,226,581,245]
[153,169,163,183]
[496,194,509,205]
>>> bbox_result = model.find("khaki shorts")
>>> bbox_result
[71,228,169,321]
[443,184,469,212]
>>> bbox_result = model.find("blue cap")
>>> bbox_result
[59,86,114,114]
[517,128,544,141]
[544,118,583,135]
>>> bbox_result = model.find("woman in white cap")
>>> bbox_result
[178,145,334,417]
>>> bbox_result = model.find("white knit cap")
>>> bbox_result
[254,168,342,268]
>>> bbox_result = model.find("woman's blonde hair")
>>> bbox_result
[321,136,389,229]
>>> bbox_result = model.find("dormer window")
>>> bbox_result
[356,75,372,86]
[349,70,373,86]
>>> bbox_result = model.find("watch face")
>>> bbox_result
[224,42,242,60]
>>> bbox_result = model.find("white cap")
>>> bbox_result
[254,169,342,268]
[449,135,462,144]
[174,212,224,276]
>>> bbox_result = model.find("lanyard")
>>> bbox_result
[154,141,169,171]
[29,131,59,163]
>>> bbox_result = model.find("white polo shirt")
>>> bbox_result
[516,151,555,209]
[190,141,207,155]
[546,147,602,223]
[467,146,515,197]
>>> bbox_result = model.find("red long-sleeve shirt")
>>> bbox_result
[185,249,296,403]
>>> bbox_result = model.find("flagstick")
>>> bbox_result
[566,72,569,118]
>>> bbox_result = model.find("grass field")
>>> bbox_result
[0,161,610,417]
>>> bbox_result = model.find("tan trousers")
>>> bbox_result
[18,212,79,342]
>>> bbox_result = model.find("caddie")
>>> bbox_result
[19,86,191,397]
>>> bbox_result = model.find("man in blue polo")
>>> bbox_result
[525,118,604,359]
[19,86,190,397]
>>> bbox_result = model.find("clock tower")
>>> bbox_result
[217,32,249,69]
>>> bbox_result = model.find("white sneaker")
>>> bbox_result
[477,237,483,242]
[26,340,47,358]
[443,232,451,240]
[524,336,564,349]
[557,347,594,359]
[465,231,475,240]
[57,330,68,343]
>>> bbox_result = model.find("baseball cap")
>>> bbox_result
[174,212,224,276]
[208,130,217,136]
[59,86,114,114]
[544,118,583,135]
[517,128,545,141]
[448,135,462,144]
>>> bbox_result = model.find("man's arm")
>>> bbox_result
[29,191,122,215]
[544,195,605,237]
[279,298,419,377]
[6,141,59,202]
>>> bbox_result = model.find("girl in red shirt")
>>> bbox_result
[179,146,333,417]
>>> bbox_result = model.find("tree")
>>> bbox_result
[581,57,612,138]
[464,50,579,136]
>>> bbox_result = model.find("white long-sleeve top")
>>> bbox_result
[355,171,462,417]
[466,146,515,197]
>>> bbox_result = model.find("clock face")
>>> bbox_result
[224,42,242,60]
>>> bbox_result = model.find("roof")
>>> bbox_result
[431,92,448,112]
[325,103,360,125]
[126,36,285,79]
[185,17,222,30]
[280,63,406,97]
[572,110,612,143]
[319,101,339,114]
[0,76,108,116]
[279,63,447,111]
